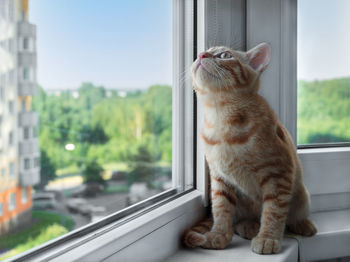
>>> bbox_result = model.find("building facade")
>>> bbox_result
[0,0,39,235]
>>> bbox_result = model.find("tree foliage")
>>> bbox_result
[126,144,157,186]
[82,160,105,185]
[35,150,56,190]
[32,83,172,176]
[298,77,350,144]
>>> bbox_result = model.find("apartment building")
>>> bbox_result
[0,0,39,235]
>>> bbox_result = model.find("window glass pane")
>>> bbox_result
[23,38,29,50]
[9,162,15,178]
[0,0,173,260]
[23,68,30,80]
[298,0,350,145]
[22,188,28,203]
[8,131,13,145]
[23,127,30,139]
[9,193,16,211]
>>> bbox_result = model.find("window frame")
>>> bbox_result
[9,1,205,261]
[13,0,350,260]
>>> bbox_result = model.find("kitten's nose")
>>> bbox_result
[198,52,210,60]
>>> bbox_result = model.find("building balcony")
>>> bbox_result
[18,111,39,127]
[18,52,36,67]
[17,22,36,38]
[18,167,40,187]
[18,82,38,96]
[19,138,39,155]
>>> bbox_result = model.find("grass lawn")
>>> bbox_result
[0,211,74,261]
[103,184,129,194]
[56,165,80,176]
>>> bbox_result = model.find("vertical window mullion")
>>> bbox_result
[172,0,194,192]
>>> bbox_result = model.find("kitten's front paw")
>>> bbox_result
[202,231,232,250]
[251,236,280,254]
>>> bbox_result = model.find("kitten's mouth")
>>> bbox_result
[194,60,201,73]
[196,62,219,80]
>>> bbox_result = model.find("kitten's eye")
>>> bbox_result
[217,52,233,59]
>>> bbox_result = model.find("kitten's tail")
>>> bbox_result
[182,216,213,248]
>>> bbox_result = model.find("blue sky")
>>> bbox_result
[29,0,172,90]
[298,0,350,81]
[29,0,350,89]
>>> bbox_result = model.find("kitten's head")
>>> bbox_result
[191,43,271,94]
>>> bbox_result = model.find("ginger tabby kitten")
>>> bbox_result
[183,43,317,254]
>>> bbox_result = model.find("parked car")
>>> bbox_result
[111,170,127,181]
[33,192,57,209]
[126,182,149,205]
[66,198,88,213]
[90,206,107,223]
[66,198,106,217]
[70,183,104,198]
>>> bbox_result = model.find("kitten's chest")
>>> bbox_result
[202,124,261,196]
[204,135,259,196]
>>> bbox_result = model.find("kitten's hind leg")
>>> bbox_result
[287,184,317,237]
[287,218,317,237]
[234,220,260,240]
[182,217,213,248]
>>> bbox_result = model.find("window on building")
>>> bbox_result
[0,203,3,216]
[21,100,26,111]
[8,100,14,114]
[23,68,30,80]
[0,74,5,86]
[23,37,29,50]
[9,162,15,179]
[8,131,13,146]
[24,158,30,170]
[1,168,5,177]
[32,126,38,138]
[23,127,30,139]
[8,0,14,22]
[22,188,28,204]
[0,86,4,101]
[8,38,14,54]
[9,193,16,211]
[8,69,15,84]
[34,157,39,168]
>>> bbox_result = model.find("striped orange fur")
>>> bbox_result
[182,43,317,254]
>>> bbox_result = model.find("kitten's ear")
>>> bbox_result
[246,43,271,73]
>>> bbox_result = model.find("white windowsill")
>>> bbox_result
[299,209,350,262]
[165,209,350,262]
[9,188,350,262]
[165,236,298,262]
[22,190,205,262]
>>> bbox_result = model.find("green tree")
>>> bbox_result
[127,145,157,187]
[82,160,105,186]
[35,150,56,190]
